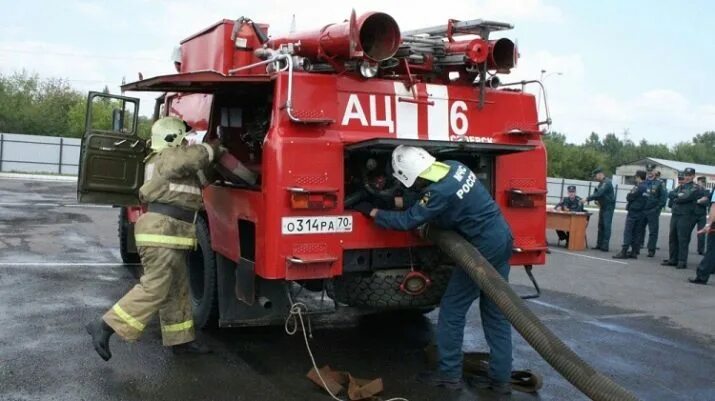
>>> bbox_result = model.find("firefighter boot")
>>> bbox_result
[86,319,114,361]
[612,248,630,259]
[171,340,212,355]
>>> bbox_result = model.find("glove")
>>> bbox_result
[354,201,375,217]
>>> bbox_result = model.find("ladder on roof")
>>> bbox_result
[402,19,513,40]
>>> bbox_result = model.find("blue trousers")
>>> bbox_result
[696,215,707,253]
[596,206,615,250]
[622,211,646,252]
[635,208,661,252]
[437,238,513,383]
[696,233,715,283]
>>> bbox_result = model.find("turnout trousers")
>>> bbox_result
[668,214,698,266]
[436,238,513,383]
[103,246,195,346]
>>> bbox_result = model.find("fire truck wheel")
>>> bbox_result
[187,215,219,329]
[331,266,452,309]
[118,208,140,264]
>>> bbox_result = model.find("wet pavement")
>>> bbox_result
[1,178,714,401]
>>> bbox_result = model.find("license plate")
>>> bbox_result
[281,216,353,235]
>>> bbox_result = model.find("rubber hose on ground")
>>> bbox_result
[426,227,640,401]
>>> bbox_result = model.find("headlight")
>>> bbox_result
[359,60,379,78]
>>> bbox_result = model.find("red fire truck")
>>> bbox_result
[77,11,548,329]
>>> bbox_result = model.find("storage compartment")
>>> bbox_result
[344,141,495,210]
[179,19,270,75]
[206,86,273,187]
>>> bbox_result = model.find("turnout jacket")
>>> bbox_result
[135,143,218,250]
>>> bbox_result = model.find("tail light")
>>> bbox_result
[288,187,338,209]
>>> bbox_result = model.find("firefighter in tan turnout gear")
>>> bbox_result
[86,116,219,361]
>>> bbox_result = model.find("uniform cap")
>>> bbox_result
[684,167,696,175]
[592,167,603,176]
[567,185,576,192]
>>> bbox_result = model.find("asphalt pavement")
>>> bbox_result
[1,178,714,401]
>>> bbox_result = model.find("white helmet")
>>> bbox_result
[150,116,188,151]
[391,145,436,187]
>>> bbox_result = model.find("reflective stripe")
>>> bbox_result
[145,163,155,181]
[135,234,196,247]
[419,161,451,182]
[201,143,215,162]
[169,183,202,195]
[161,320,194,332]
[113,304,145,331]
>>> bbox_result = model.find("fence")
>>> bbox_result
[0,132,640,209]
[547,177,636,209]
[0,133,80,175]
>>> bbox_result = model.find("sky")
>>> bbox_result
[1,0,713,145]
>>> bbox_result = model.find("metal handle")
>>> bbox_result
[113,139,127,146]
[287,256,338,264]
[130,140,140,148]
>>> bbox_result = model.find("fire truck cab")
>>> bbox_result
[77,12,547,329]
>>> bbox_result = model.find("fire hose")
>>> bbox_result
[424,226,640,401]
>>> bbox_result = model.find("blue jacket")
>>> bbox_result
[643,178,665,211]
[626,181,648,213]
[587,178,616,209]
[375,161,513,259]
[555,196,584,212]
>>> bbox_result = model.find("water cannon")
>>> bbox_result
[268,10,401,63]
[403,19,518,73]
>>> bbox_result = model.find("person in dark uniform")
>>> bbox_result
[662,167,700,269]
[695,176,711,255]
[614,170,648,259]
[354,145,514,395]
[690,189,715,285]
[582,167,615,251]
[554,185,584,246]
[637,166,667,257]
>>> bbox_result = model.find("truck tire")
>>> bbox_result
[331,266,452,309]
[187,215,219,329]
[118,208,140,264]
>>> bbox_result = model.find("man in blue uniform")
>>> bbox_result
[354,145,514,395]
[614,170,647,259]
[695,176,711,255]
[690,189,715,285]
[639,167,668,257]
[554,185,584,246]
[582,167,615,251]
[662,167,700,269]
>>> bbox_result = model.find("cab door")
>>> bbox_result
[77,92,147,205]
